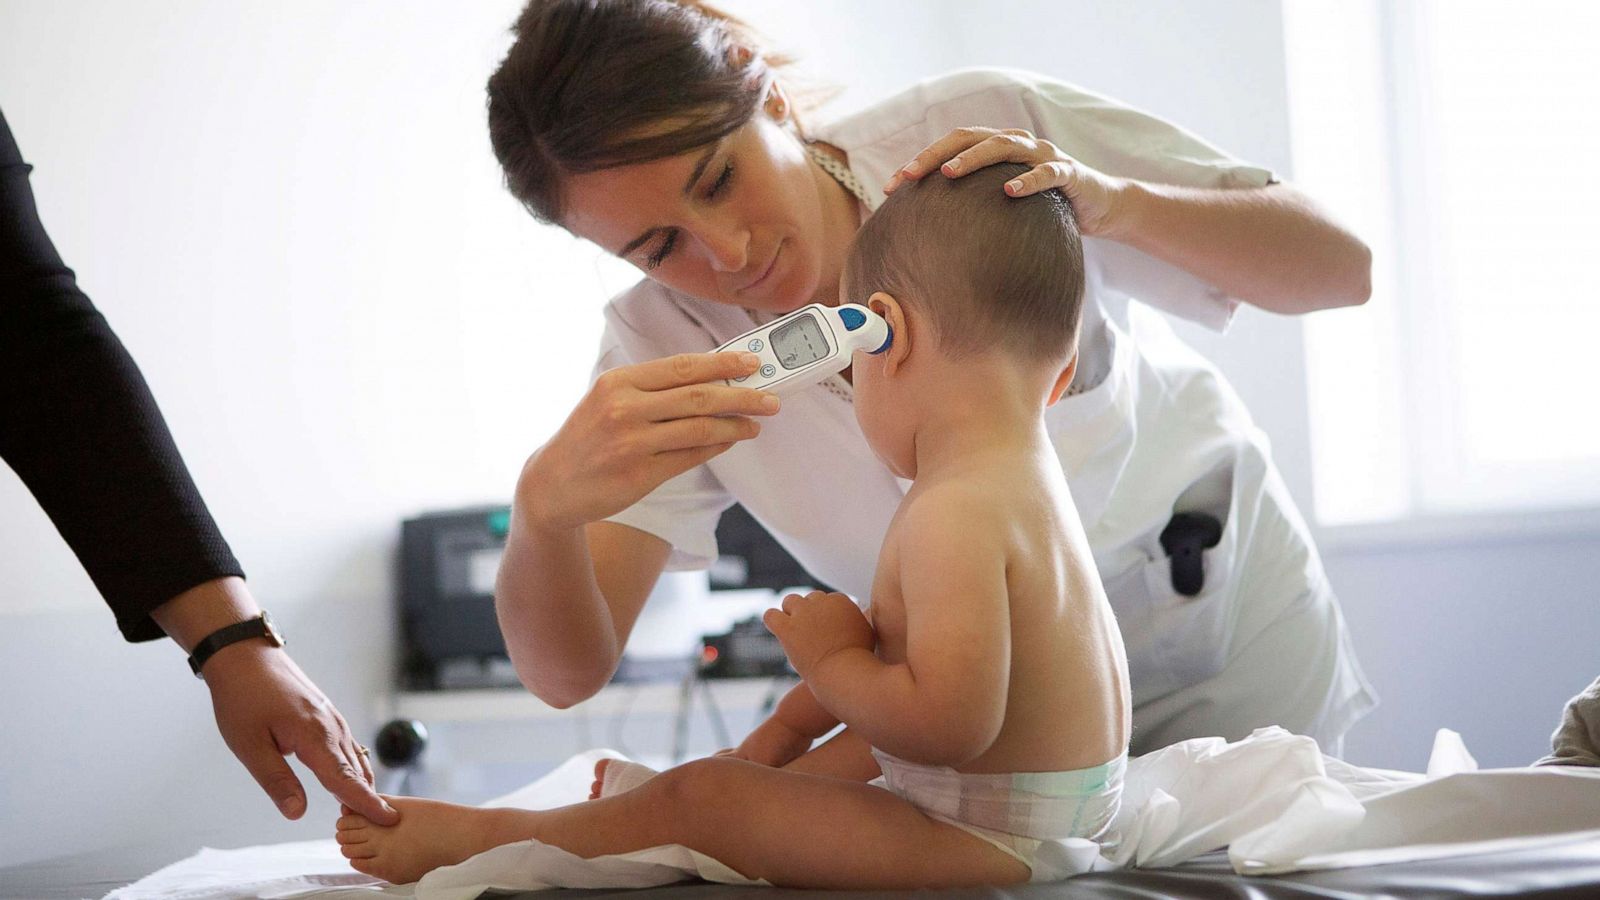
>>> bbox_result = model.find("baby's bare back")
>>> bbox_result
[869,454,1131,774]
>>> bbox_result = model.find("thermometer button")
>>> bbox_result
[733,373,750,383]
[760,364,776,378]
[748,338,765,352]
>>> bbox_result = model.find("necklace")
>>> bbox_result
[798,141,866,404]
[804,141,872,208]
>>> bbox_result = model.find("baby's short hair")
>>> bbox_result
[843,162,1084,364]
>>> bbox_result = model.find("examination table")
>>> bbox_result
[13,729,1600,899]
[6,833,1600,899]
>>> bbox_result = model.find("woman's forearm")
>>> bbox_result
[150,576,261,653]
[494,510,620,708]
[1111,181,1372,315]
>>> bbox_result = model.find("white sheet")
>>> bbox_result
[103,729,1600,899]
[98,840,392,900]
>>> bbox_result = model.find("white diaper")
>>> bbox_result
[870,747,1126,873]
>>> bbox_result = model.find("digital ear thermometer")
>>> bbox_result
[717,303,892,395]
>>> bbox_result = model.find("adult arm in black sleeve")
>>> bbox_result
[0,107,398,824]
[0,107,242,642]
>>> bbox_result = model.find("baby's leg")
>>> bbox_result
[341,756,1029,889]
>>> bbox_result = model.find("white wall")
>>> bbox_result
[3,0,1593,874]
[1326,523,1600,770]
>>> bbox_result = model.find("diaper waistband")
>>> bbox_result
[871,748,1127,842]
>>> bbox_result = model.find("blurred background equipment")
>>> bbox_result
[398,505,515,690]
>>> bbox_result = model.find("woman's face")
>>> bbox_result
[560,112,846,315]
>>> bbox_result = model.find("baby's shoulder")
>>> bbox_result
[894,479,1015,551]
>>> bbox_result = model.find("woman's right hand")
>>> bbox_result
[519,350,779,531]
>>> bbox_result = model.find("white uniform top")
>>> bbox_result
[593,68,1375,754]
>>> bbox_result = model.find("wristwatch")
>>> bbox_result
[188,611,286,678]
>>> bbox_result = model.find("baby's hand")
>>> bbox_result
[763,591,876,680]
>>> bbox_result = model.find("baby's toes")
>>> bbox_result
[589,758,612,800]
[336,820,374,859]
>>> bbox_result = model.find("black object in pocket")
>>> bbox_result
[1161,512,1224,596]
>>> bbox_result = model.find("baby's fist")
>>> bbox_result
[762,591,875,678]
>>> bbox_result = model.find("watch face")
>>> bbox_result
[260,611,285,647]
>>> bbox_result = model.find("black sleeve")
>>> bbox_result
[0,107,244,642]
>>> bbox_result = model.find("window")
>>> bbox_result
[1284,0,1600,525]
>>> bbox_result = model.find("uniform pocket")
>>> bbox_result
[1113,460,1240,707]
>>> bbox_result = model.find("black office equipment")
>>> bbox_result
[699,615,793,679]
[712,504,832,592]
[373,718,429,796]
[398,505,513,689]
[398,503,822,689]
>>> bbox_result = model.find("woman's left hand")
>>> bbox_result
[883,127,1126,238]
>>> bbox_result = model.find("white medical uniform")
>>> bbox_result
[594,68,1375,755]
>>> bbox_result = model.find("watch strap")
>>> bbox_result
[188,612,284,678]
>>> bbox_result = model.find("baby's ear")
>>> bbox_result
[1046,351,1079,406]
[866,291,911,375]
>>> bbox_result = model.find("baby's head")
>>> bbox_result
[840,163,1085,476]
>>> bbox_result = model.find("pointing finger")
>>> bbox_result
[297,736,399,826]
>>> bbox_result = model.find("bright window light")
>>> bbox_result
[1284,0,1600,524]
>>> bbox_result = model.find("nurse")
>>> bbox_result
[488,0,1375,756]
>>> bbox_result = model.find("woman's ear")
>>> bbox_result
[866,291,910,376]
[763,81,791,124]
[1046,351,1079,406]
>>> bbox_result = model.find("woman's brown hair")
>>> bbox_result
[486,0,792,225]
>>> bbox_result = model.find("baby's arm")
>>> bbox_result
[725,681,840,768]
[782,726,883,781]
[766,490,1011,767]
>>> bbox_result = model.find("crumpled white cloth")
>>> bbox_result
[104,728,1600,899]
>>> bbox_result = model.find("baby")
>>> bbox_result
[336,163,1132,889]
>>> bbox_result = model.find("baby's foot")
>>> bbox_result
[589,757,661,800]
[336,795,537,884]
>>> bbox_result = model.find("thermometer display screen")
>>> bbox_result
[771,314,829,370]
